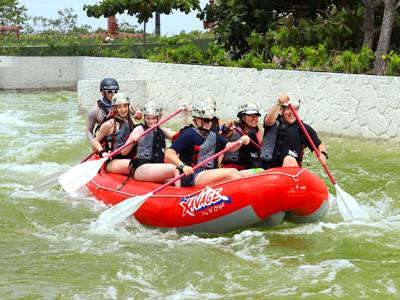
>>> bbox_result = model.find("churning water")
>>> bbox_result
[0,91,399,299]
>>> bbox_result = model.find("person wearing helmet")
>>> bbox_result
[124,101,192,183]
[85,77,142,149]
[260,93,327,169]
[221,102,262,170]
[165,99,251,187]
[92,92,136,174]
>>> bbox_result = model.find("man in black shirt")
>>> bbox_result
[260,93,328,169]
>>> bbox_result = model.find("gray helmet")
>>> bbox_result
[237,102,261,118]
[100,78,119,91]
[282,93,301,108]
[192,99,215,119]
[143,101,163,116]
[111,92,130,106]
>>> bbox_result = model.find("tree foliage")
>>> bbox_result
[30,8,92,34]
[0,0,27,26]
[198,0,363,57]
[84,0,201,23]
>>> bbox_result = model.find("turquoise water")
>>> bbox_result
[1,91,399,299]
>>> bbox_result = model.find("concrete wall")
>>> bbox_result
[0,56,78,89]
[1,56,399,141]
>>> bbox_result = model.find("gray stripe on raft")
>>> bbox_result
[253,212,285,227]
[176,205,262,233]
[285,199,330,223]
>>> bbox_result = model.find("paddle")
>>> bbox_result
[234,127,261,149]
[33,150,96,192]
[58,108,184,194]
[96,139,244,227]
[288,103,367,221]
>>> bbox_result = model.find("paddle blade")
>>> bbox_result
[334,184,368,221]
[33,171,64,192]
[96,192,153,227]
[58,158,107,193]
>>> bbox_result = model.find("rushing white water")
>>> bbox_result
[1,90,399,299]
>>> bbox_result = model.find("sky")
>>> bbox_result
[19,0,210,35]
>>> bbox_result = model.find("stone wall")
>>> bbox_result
[1,56,399,141]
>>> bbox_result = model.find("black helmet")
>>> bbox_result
[100,78,119,91]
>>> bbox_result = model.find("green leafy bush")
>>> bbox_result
[332,46,375,73]
[384,51,400,76]
[300,44,329,71]
[234,51,267,70]
[147,44,204,64]
[205,44,230,66]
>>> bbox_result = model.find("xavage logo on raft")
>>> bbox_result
[179,187,231,217]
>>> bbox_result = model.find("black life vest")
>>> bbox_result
[224,124,261,165]
[261,115,304,166]
[94,97,112,134]
[192,129,219,169]
[134,124,166,164]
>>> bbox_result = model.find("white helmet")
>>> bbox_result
[282,93,301,108]
[237,102,261,117]
[143,101,163,116]
[111,92,130,106]
[192,99,215,119]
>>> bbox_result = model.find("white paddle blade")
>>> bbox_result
[58,158,107,193]
[334,184,368,221]
[33,171,64,192]
[97,192,153,227]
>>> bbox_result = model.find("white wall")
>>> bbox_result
[0,56,77,89]
[1,56,399,141]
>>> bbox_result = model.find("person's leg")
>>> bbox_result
[134,163,176,182]
[194,168,241,186]
[239,168,264,177]
[106,159,131,174]
[282,155,299,167]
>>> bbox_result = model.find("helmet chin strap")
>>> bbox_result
[194,118,210,134]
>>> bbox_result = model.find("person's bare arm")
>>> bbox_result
[226,135,250,152]
[86,106,100,148]
[93,121,113,157]
[161,127,176,140]
[264,95,288,126]
[317,143,328,164]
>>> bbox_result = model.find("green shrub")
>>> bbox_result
[270,45,301,69]
[147,44,204,64]
[235,51,267,70]
[205,44,230,66]
[300,44,329,71]
[332,46,374,73]
[384,50,400,76]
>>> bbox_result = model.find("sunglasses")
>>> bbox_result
[200,118,212,123]
[105,90,118,94]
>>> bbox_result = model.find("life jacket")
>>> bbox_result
[261,116,304,166]
[223,129,241,163]
[224,124,261,165]
[134,124,166,163]
[104,117,134,154]
[192,129,218,169]
[260,120,280,162]
[94,97,112,134]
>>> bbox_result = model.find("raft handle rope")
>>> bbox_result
[89,168,305,199]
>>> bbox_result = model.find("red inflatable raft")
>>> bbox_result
[86,166,330,233]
